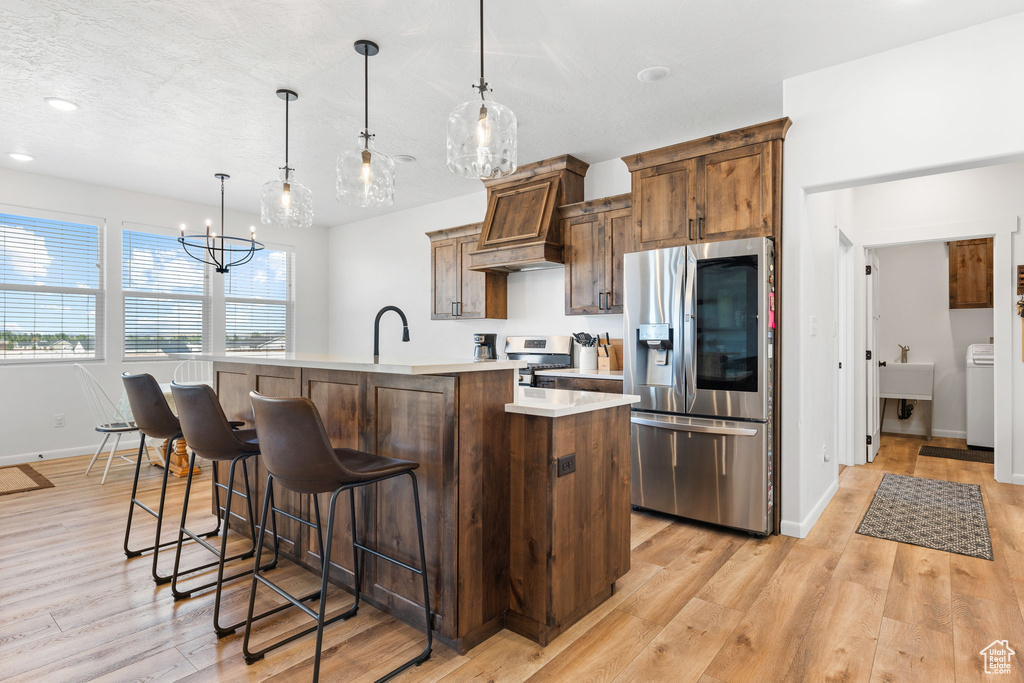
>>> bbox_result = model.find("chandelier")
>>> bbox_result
[179,173,264,274]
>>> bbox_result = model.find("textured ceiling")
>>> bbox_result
[2,0,1023,228]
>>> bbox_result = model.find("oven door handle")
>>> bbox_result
[630,414,758,437]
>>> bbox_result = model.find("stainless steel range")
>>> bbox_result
[504,335,573,386]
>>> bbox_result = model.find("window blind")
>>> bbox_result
[122,228,207,358]
[0,212,103,362]
[225,247,292,355]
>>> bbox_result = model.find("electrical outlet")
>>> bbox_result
[54,413,65,428]
[557,453,576,477]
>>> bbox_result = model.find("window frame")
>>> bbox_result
[121,222,210,361]
[0,205,105,366]
[224,243,295,356]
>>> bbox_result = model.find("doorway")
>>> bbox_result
[863,240,994,465]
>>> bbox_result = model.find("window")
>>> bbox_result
[122,227,207,357]
[225,247,293,355]
[0,211,103,363]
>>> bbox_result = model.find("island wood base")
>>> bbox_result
[507,405,631,645]
[209,360,630,654]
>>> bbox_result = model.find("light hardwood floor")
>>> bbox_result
[1,435,1022,682]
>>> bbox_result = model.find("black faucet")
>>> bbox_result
[373,306,410,360]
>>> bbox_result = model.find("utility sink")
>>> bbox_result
[879,362,934,400]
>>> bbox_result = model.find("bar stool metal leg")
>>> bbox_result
[168,453,278,636]
[242,476,358,669]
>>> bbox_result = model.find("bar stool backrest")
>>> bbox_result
[122,373,181,440]
[249,392,356,493]
[173,360,213,386]
[171,382,256,460]
[74,363,132,430]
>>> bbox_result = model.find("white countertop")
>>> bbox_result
[533,368,624,381]
[169,353,525,376]
[506,386,640,418]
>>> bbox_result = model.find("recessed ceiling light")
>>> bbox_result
[394,155,416,164]
[9,153,34,162]
[637,66,672,83]
[44,97,80,111]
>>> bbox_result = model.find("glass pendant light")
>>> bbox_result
[446,0,517,179]
[261,89,313,228]
[337,40,395,208]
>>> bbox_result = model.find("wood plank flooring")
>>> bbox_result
[1,435,1021,681]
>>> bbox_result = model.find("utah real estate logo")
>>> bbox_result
[980,640,1015,675]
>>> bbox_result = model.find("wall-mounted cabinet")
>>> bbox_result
[622,118,791,252]
[560,194,631,315]
[949,238,994,309]
[427,223,507,320]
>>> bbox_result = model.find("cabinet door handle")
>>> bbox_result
[598,292,606,310]
[451,301,457,317]
[688,218,694,241]
[458,301,463,317]
[698,216,704,240]
[605,291,612,309]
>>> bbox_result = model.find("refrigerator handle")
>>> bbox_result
[682,251,697,408]
[630,414,759,437]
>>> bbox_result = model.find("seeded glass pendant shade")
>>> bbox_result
[261,89,313,229]
[446,0,517,179]
[337,40,395,208]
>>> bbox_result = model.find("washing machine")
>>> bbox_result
[966,343,994,449]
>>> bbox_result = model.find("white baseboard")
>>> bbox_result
[1011,474,1024,486]
[780,477,840,538]
[881,427,966,440]
[0,437,146,468]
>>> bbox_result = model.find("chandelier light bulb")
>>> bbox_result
[476,105,492,146]
[360,150,374,186]
[280,182,292,209]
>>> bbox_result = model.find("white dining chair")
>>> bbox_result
[74,364,163,484]
[173,360,213,386]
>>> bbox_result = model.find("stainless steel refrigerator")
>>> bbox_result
[623,237,776,534]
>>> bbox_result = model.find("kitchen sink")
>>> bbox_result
[879,362,934,399]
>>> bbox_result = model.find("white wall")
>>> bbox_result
[782,12,1024,535]
[874,242,993,438]
[328,157,633,359]
[0,167,330,464]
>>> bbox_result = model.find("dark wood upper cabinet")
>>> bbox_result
[622,118,790,251]
[427,223,507,320]
[561,194,631,315]
[467,155,588,273]
[949,238,994,309]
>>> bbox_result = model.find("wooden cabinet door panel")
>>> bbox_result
[303,369,364,584]
[431,239,458,320]
[364,374,457,638]
[458,236,486,319]
[565,215,605,315]
[949,238,994,309]
[605,208,631,312]
[700,143,773,242]
[634,158,697,251]
[551,376,623,393]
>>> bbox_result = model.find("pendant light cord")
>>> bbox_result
[477,0,488,99]
[364,49,370,149]
[284,96,290,173]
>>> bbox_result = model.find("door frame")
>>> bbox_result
[836,230,855,466]
[852,216,1014,482]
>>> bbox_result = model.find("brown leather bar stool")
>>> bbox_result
[169,382,278,636]
[243,392,432,683]
[122,372,218,584]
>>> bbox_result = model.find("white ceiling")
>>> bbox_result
[2,0,1023,228]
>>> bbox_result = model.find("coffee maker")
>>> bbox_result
[473,333,497,361]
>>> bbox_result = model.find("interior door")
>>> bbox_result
[865,250,881,462]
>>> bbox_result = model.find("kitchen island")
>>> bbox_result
[178,353,637,654]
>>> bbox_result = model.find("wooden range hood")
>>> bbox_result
[467,155,588,273]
